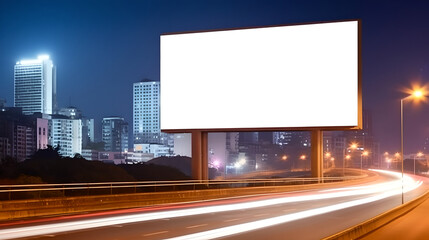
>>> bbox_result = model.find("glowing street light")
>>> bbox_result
[414,152,424,175]
[350,143,358,150]
[282,155,288,161]
[299,155,306,170]
[400,86,428,204]
[324,152,331,169]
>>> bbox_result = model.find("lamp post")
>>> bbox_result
[300,154,306,171]
[348,142,358,169]
[414,152,423,175]
[361,151,368,173]
[400,89,425,204]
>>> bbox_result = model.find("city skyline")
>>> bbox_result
[2,0,429,153]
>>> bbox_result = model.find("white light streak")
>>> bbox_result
[0,170,421,240]
[167,181,422,240]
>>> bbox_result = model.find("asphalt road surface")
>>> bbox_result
[1,169,427,240]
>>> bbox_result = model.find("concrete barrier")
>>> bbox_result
[323,190,429,240]
[0,171,378,221]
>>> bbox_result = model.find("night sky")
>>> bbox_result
[1,0,429,154]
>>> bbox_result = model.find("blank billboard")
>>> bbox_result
[161,20,360,132]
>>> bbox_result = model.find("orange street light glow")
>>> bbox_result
[350,143,358,149]
[413,90,423,98]
[402,82,429,104]
[362,151,369,157]
[300,155,306,160]
[282,155,288,161]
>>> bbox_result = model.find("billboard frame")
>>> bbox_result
[160,19,362,133]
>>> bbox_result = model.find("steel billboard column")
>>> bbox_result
[201,132,208,180]
[191,131,208,180]
[311,130,323,181]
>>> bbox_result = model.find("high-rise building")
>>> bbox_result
[102,117,128,152]
[133,79,161,144]
[58,106,94,148]
[0,108,49,162]
[49,115,82,157]
[14,55,56,115]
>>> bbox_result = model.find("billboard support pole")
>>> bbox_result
[191,131,208,181]
[311,130,323,182]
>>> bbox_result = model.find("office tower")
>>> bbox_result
[49,115,82,157]
[14,55,56,115]
[102,117,128,152]
[58,106,94,147]
[82,118,95,148]
[133,79,161,144]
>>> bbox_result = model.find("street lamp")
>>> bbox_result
[394,152,400,170]
[347,142,358,169]
[414,152,424,175]
[400,87,426,204]
[300,154,306,170]
[325,152,331,170]
[361,151,368,173]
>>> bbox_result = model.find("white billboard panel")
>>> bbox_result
[161,20,360,131]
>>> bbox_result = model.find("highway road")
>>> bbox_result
[0,169,427,240]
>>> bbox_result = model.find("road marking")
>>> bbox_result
[186,224,208,229]
[162,218,171,221]
[42,235,56,238]
[224,218,241,222]
[143,231,169,237]
[112,225,123,228]
[254,213,269,217]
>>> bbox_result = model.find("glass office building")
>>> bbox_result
[14,55,56,115]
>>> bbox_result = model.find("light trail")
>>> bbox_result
[166,179,422,240]
[0,170,422,240]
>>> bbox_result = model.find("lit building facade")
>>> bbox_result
[133,79,163,144]
[58,107,94,148]
[49,115,82,157]
[102,117,128,152]
[134,143,170,158]
[14,55,56,115]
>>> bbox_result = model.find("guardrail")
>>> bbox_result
[0,175,365,201]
